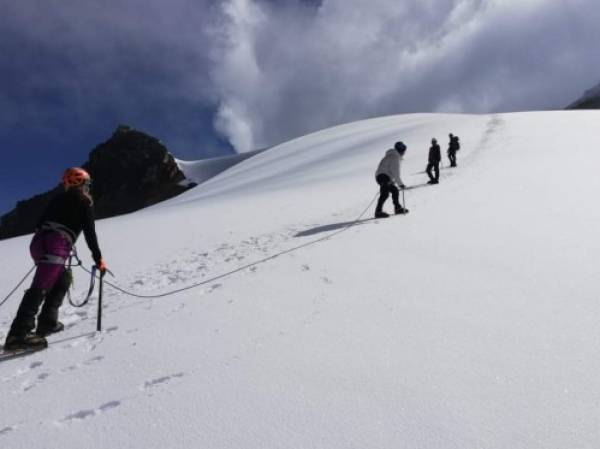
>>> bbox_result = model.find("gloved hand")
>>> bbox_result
[97,259,108,274]
[398,183,406,190]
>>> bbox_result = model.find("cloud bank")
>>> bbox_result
[2,0,600,157]
[211,0,600,151]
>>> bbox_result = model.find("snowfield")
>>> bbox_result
[176,148,265,186]
[1,111,600,449]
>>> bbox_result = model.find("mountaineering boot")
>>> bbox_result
[4,288,48,351]
[395,205,408,214]
[374,210,389,218]
[8,288,46,337]
[4,333,48,351]
[36,270,71,337]
[36,321,64,337]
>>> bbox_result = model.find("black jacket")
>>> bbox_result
[36,189,102,263]
[428,143,441,163]
[448,136,460,153]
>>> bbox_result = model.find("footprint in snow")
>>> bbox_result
[21,382,36,392]
[17,368,51,393]
[60,355,104,373]
[84,356,104,365]
[61,365,78,373]
[0,426,15,435]
[99,401,121,412]
[141,372,185,391]
[64,322,80,331]
[2,360,44,383]
[61,400,121,423]
[301,264,310,271]
[321,276,333,285]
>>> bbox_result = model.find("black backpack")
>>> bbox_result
[453,136,460,150]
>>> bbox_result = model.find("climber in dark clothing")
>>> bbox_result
[447,133,460,167]
[4,167,107,351]
[426,138,441,184]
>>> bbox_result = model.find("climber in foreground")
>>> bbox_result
[3,168,107,351]
[374,141,408,218]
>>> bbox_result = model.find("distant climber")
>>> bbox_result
[3,168,108,351]
[447,133,460,167]
[426,138,441,184]
[374,141,409,218]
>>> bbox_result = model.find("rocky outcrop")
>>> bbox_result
[566,82,600,109]
[568,96,600,109]
[0,125,194,240]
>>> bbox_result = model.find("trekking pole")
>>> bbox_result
[97,271,105,332]
[402,187,406,210]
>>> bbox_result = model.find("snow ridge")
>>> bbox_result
[2,111,600,449]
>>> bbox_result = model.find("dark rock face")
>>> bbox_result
[567,82,600,109]
[568,96,600,109]
[0,125,193,240]
[0,189,62,241]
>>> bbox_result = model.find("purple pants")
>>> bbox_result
[30,231,72,291]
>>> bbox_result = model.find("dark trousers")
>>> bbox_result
[375,174,400,213]
[448,151,457,167]
[426,162,439,182]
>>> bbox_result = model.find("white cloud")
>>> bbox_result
[2,0,600,154]
[210,0,600,151]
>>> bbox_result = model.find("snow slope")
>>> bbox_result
[176,148,265,185]
[1,111,600,449]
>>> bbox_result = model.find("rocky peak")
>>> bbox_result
[0,126,194,240]
[566,81,600,109]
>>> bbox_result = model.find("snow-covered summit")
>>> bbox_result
[1,111,600,449]
[175,148,266,186]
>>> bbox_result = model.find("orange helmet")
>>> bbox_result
[62,167,91,188]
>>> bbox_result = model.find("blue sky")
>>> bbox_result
[2,0,600,215]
